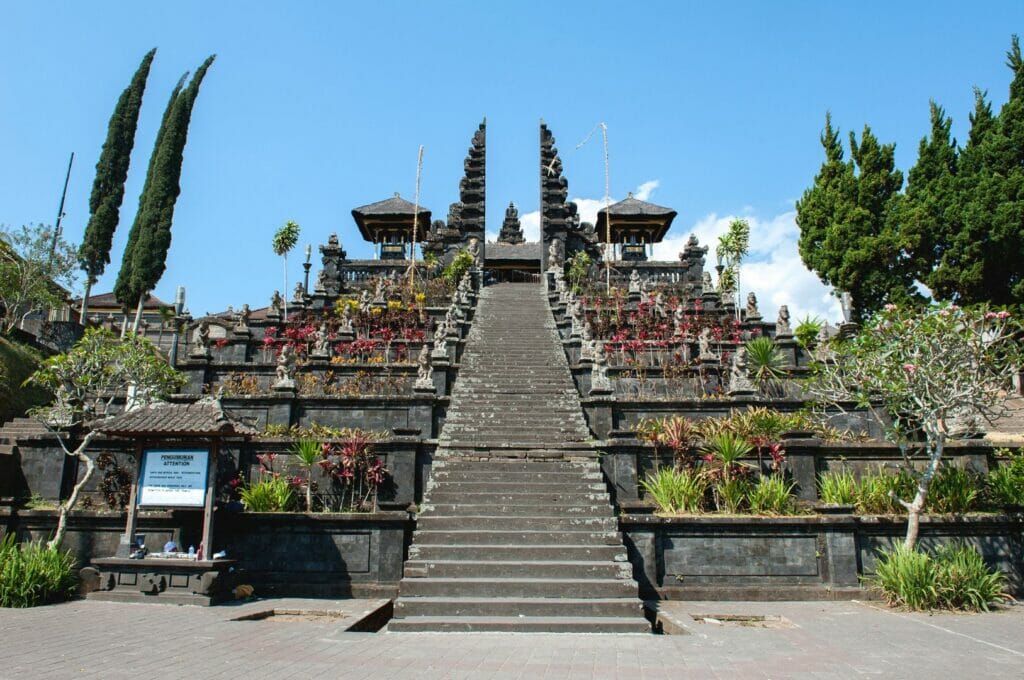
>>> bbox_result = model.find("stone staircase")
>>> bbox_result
[390,283,649,633]
[0,416,48,457]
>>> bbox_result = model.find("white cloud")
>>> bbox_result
[634,180,659,201]
[653,210,842,323]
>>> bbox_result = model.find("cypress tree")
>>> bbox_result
[79,49,156,323]
[115,55,215,327]
[796,116,912,319]
[900,101,958,294]
[940,36,1024,306]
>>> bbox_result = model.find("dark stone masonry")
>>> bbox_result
[2,120,1021,631]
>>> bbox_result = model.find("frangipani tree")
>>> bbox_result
[27,328,186,548]
[809,303,1022,548]
[272,220,300,320]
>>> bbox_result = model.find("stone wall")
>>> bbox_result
[0,508,411,598]
[622,514,1024,600]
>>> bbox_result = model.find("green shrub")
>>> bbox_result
[239,475,295,512]
[0,534,77,608]
[0,336,49,423]
[869,543,1007,611]
[818,469,857,505]
[855,467,915,514]
[641,468,708,514]
[987,452,1024,507]
[870,544,939,610]
[928,466,980,514]
[441,249,475,289]
[747,475,795,515]
[715,477,749,513]
[933,544,1007,611]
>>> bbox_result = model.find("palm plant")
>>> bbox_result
[272,220,300,320]
[744,336,787,395]
[794,315,823,350]
[702,432,753,482]
[291,439,322,512]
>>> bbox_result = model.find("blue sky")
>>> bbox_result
[3,1,1023,320]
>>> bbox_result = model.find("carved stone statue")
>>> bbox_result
[653,292,667,319]
[292,282,305,303]
[628,269,642,294]
[673,306,686,337]
[315,269,327,294]
[570,301,584,338]
[190,320,211,357]
[359,290,371,313]
[728,345,755,395]
[698,327,716,361]
[372,277,386,304]
[467,237,481,266]
[776,305,792,336]
[839,291,854,324]
[312,322,330,356]
[745,292,761,321]
[234,304,250,332]
[702,271,715,294]
[413,344,434,392]
[590,342,612,394]
[339,306,354,334]
[274,344,297,387]
[269,291,283,318]
[580,321,596,362]
[432,319,449,359]
[548,238,562,268]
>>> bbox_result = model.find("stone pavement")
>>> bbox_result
[1,598,1023,679]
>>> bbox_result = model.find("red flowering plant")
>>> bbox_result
[318,432,391,511]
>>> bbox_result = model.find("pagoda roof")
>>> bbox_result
[351,193,431,242]
[486,242,542,263]
[595,193,677,242]
[95,398,258,439]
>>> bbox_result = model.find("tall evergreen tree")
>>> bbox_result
[940,37,1024,306]
[79,49,156,323]
[796,116,912,320]
[115,55,215,328]
[900,101,959,295]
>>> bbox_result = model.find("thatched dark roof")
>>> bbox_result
[595,194,677,243]
[95,399,258,438]
[486,242,542,263]
[351,193,431,243]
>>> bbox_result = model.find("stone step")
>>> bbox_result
[439,438,590,449]
[434,459,598,471]
[412,530,623,546]
[424,481,607,493]
[424,489,608,503]
[397,577,639,599]
[415,516,617,531]
[404,560,633,580]
[421,504,612,517]
[429,470,604,483]
[408,544,627,562]
[388,614,650,634]
[393,597,644,619]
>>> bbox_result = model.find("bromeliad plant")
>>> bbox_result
[319,433,389,511]
[808,303,1022,548]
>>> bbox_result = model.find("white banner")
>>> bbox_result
[138,449,209,507]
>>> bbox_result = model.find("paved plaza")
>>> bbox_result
[1,598,1023,678]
